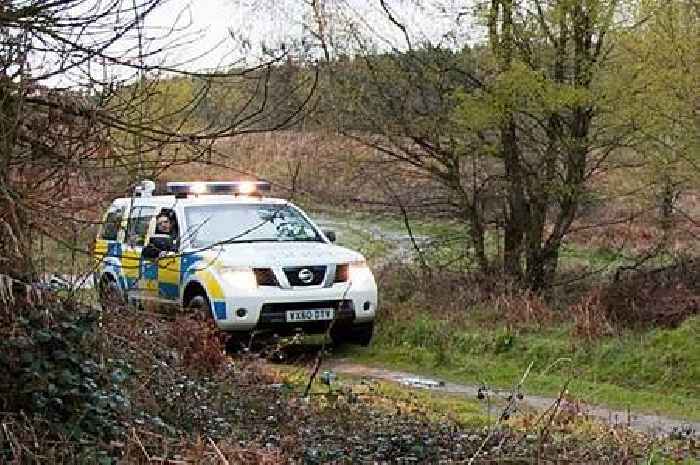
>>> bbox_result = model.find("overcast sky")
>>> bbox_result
[36,0,480,87]
[158,0,476,63]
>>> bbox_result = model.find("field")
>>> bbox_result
[3,1,699,462]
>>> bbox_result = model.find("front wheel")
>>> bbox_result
[225,331,253,353]
[186,294,212,321]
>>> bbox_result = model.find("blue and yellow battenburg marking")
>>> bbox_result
[157,255,180,300]
[94,241,228,320]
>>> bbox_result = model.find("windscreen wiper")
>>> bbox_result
[227,239,281,244]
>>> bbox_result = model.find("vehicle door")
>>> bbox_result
[123,205,156,302]
[154,207,182,303]
[94,203,126,288]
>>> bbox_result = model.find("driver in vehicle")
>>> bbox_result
[156,212,173,235]
[154,210,178,253]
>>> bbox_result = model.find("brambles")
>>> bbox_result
[602,259,700,330]
[491,291,556,331]
[570,259,700,340]
[165,316,228,376]
[1,280,697,463]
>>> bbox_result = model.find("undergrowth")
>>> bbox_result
[0,279,696,463]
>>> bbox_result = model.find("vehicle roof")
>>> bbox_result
[111,195,290,208]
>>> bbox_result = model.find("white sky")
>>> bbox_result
[153,0,477,67]
[34,0,481,87]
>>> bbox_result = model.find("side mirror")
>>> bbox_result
[323,229,336,243]
[142,234,174,260]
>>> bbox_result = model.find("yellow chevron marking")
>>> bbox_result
[198,270,224,300]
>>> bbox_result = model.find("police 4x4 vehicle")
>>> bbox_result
[93,180,378,345]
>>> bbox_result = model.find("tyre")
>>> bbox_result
[185,294,250,353]
[99,276,125,309]
[350,322,374,346]
[185,293,212,321]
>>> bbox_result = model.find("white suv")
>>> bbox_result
[93,180,378,345]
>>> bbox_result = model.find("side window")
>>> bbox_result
[101,206,124,241]
[126,206,155,247]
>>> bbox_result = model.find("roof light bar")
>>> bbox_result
[166,181,271,196]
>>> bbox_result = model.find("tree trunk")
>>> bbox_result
[490,0,529,281]
[467,207,489,273]
[502,117,528,280]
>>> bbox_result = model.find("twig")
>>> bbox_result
[132,427,151,462]
[539,357,572,377]
[469,361,534,465]
[303,283,353,398]
[2,422,19,460]
[537,379,572,461]
[302,322,334,398]
[208,437,230,465]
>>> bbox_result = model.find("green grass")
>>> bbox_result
[364,378,490,428]
[309,210,400,263]
[336,316,700,421]
[275,364,489,428]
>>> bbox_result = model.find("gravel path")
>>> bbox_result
[327,360,699,438]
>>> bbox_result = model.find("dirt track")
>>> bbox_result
[325,359,699,438]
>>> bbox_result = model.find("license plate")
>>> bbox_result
[286,308,334,322]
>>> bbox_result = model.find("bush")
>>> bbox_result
[166,316,227,375]
[568,259,699,341]
[0,298,131,442]
[570,288,615,341]
[489,291,556,330]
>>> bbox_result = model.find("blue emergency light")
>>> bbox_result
[166,181,271,197]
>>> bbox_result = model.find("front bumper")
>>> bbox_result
[214,282,377,333]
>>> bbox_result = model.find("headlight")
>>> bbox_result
[220,267,257,290]
[348,259,371,282]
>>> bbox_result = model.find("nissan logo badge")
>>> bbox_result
[298,268,314,284]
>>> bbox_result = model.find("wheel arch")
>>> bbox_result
[182,278,210,307]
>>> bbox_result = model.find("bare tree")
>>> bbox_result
[303,0,696,291]
[0,0,318,281]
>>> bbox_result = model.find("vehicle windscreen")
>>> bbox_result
[183,203,322,248]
